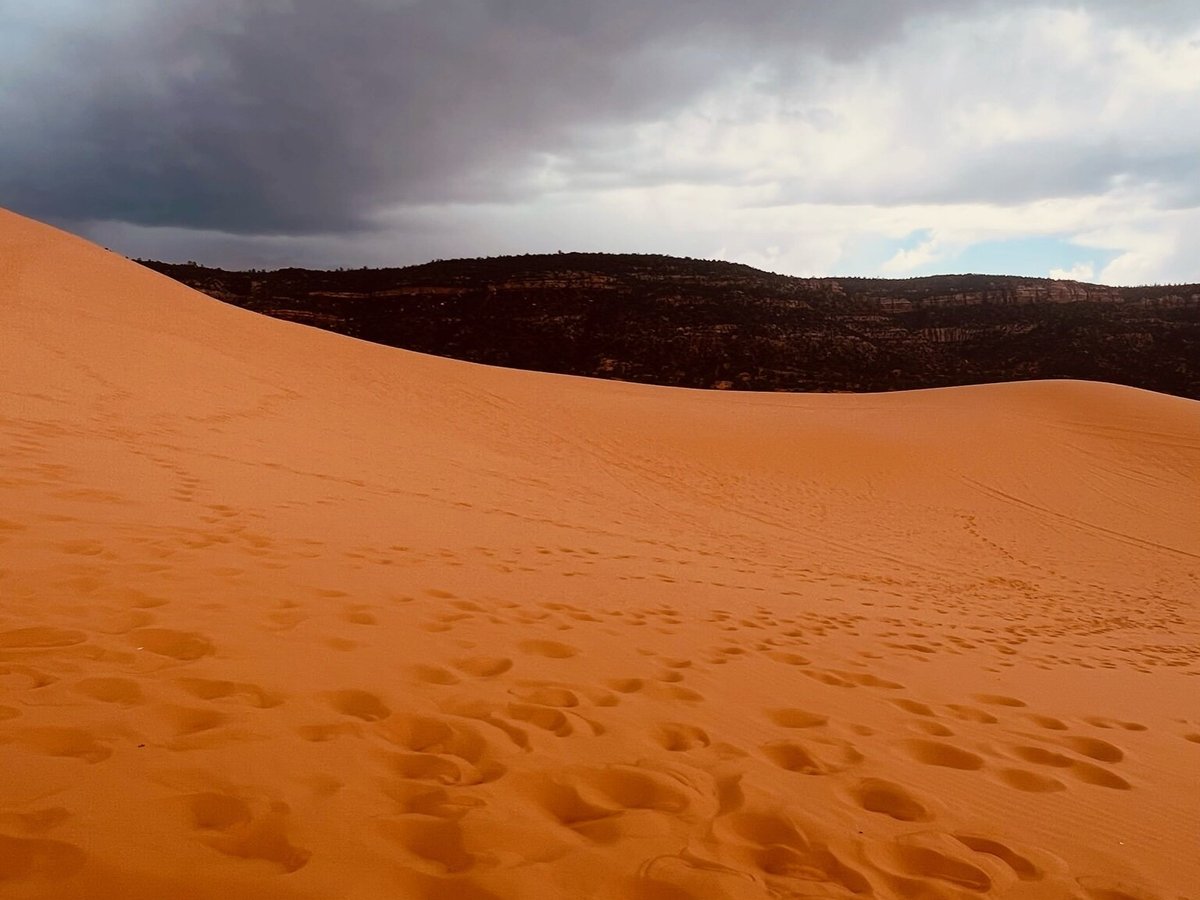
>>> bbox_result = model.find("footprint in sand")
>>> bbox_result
[1077,875,1164,900]
[606,678,645,694]
[1058,735,1123,763]
[510,686,579,708]
[340,607,378,625]
[295,723,363,743]
[1008,745,1075,768]
[655,723,711,752]
[996,767,1067,793]
[953,834,1043,881]
[529,764,695,844]
[451,656,514,678]
[762,738,863,775]
[160,705,228,737]
[1069,762,1131,790]
[766,651,811,667]
[507,703,574,737]
[1,665,58,690]
[804,669,903,690]
[1007,745,1131,790]
[714,811,872,894]
[73,677,143,706]
[851,778,933,822]
[869,841,993,893]
[766,708,828,729]
[912,720,956,737]
[407,665,461,686]
[1027,714,1069,730]
[56,539,107,557]
[380,714,492,767]
[945,704,999,725]
[517,640,579,659]
[326,689,390,722]
[266,607,308,630]
[663,685,704,703]
[175,677,284,709]
[891,699,937,716]
[128,628,215,661]
[186,793,310,873]
[902,739,985,771]
[385,780,486,818]
[1084,716,1148,732]
[377,817,481,875]
[845,672,904,689]
[659,657,693,669]
[0,807,71,834]
[0,627,87,649]
[973,693,1027,708]
[804,670,857,688]
[387,752,473,785]
[0,834,87,882]
[10,727,112,764]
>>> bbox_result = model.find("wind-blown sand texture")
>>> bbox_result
[1,208,1198,900]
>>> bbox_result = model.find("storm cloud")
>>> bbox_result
[1,0,978,232]
[2,0,1199,282]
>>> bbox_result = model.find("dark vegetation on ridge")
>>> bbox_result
[138,253,1200,399]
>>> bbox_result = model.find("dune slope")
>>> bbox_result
[1,208,1198,900]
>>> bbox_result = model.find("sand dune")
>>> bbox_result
[1,207,1198,899]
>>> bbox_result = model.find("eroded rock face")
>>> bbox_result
[140,253,1200,399]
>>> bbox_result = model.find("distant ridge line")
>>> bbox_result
[139,253,1200,401]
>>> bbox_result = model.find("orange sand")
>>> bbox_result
[1,208,1198,899]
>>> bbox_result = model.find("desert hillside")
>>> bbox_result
[2,208,1199,899]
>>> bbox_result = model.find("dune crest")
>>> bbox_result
[1,207,1198,899]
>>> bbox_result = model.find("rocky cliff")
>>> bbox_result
[138,254,1200,399]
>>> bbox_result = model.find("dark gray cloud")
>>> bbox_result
[1,0,978,234]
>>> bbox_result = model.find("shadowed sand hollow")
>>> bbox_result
[1,208,1198,899]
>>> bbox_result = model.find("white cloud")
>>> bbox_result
[1049,262,1095,281]
[508,4,1200,283]
[881,235,949,274]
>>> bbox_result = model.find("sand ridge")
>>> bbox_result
[1,207,1198,898]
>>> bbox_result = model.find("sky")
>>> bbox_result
[2,1,1199,284]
